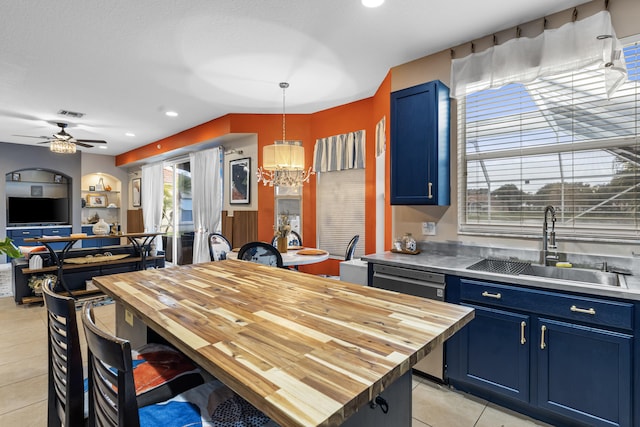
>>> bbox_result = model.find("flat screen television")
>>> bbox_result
[7,197,70,226]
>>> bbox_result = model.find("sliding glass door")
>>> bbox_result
[161,159,193,265]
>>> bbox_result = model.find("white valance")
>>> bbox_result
[313,130,365,172]
[451,10,627,99]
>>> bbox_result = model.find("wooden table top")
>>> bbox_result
[92,260,474,427]
[24,231,162,243]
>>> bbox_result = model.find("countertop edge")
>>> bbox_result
[362,252,640,301]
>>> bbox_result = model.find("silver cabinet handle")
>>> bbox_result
[520,321,526,345]
[481,291,502,299]
[428,182,433,199]
[570,305,596,315]
[540,325,547,349]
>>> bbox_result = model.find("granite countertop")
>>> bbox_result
[362,242,640,302]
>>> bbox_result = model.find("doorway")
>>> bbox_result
[161,160,193,265]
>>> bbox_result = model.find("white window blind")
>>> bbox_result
[460,42,640,238]
[316,169,365,258]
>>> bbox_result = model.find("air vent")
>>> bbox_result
[57,109,85,118]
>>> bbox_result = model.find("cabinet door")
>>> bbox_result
[454,304,530,402]
[8,228,42,246]
[390,80,450,205]
[537,318,632,427]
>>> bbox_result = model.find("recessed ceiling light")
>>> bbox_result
[165,111,178,117]
[362,0,384,7]
[98,146,108,150]
[125,132,136,137]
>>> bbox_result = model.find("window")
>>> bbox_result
[316,169,365,258]
[275,185,302,236]
[459,42,640,239]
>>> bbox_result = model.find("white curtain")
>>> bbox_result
[189,147,222,263]
[313,130,365,172]
[375,117,386,157]
[451,10,627,99]
[141,162,164,251]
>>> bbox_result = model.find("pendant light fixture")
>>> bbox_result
[257,82,313,187]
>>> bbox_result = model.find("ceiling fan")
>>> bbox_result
[15,122,107,149]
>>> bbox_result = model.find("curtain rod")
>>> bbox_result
[450,0,608,58]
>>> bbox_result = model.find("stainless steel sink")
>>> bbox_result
[466,258,627,288]
[521,265,626,288]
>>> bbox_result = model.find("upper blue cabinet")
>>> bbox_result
[390,80,450,205]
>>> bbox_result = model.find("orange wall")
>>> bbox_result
[116,80,392,276]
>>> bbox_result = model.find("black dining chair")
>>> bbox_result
[81,301,274,427]
[43,280,206,426]
[237,241,284,268]
[345,234,360,261]
[270,230,302,248]
[42,278,84,427]
[317,235,360,280]
[208,232,232,261]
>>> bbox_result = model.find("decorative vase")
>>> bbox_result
[402,233,417,252]
[277,236,288,253]
[92,218,110,235]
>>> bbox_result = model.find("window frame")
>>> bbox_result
[457,38,640,242]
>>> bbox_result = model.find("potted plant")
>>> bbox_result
[275,212,291,253]
[0,237,21,258]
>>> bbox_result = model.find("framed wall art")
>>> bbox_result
[87,194,107,207]
[132,178,141,207]
[230,158,250,204]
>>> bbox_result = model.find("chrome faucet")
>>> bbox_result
[542,205,558,266]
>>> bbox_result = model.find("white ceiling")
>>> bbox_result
[0,0,590,158]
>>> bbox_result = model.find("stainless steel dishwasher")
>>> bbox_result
[371,263,445,380]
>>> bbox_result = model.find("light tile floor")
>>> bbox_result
[0,296,552,427]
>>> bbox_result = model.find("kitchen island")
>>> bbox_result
[91,259,474,427]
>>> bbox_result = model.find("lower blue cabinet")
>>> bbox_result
[456,304,530,403]
[447,277,635,427]
[537,317,632,427]
[81,225,119,247]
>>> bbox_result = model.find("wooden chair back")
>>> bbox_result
[42,278,84,427]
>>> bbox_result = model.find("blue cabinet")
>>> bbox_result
[454,304,530,403]
[537,317,632,426]
[8,226,71,250]
[81,225,120,247]
[446,277,635,427]
[7,228,42,247]
[390,80,450,205]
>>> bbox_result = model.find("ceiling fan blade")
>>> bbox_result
[76,139,107,144]
[74,142,95,148]
[12,134,49,139]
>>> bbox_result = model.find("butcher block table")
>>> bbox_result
[91,259,474,427]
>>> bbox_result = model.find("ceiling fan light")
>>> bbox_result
[50,139,77,154]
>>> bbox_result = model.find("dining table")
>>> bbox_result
[91,259,474,427]
[225,246,330,267]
